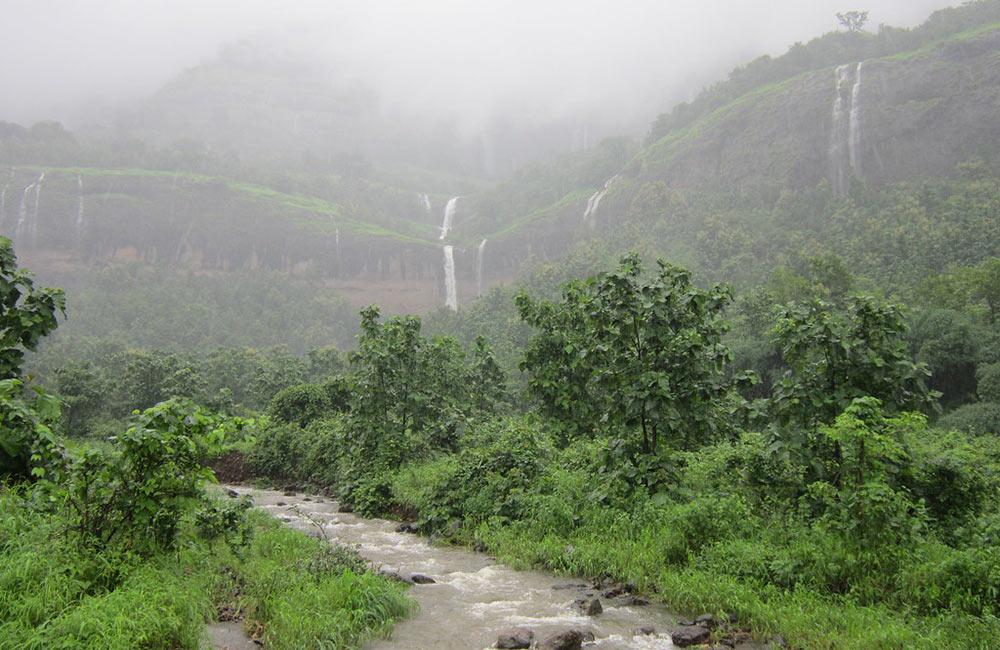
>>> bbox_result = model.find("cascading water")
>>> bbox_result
[475,239,487,298]
[16,181,35,238]
[847,62,864,177]
[583,175,619,223]
[420,193,432,213]
[31,172,44,242]
[443,245,458,310]
[0,170,12,228]
[75,174,84,230]
[228,487,747,650]
[439,197,459,240]
[829,63,864,195]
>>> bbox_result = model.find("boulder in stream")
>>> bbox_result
[538,629,584,650]
[409,573,436,584]
[495,627,534,649]
[671,625,711,647]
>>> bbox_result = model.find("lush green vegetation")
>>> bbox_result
[237,250,1000,650]
[0,238,413,649]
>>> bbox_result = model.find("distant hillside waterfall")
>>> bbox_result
[829,62,864,194]
[443,245,458,310]
[476,238,487,297]
[75,174,84,230]
[583,175,619,224]
[15,173,44,240]
[439,196,459,240]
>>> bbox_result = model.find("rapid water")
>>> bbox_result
[847,62,863,176]
[440,197,459,240]
[583,176,619,223]
[443,245,458,310]
[229,487,741,650]
[75,174,84,229]
[475,238,487,298]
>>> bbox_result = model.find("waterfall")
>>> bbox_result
[829,64,851,195]
[439,196,459,240]
[443,245,458,310]
[16,181,35,238]
[475,238,487,297]
[583,175,619,222]
[419,193,432,213]
[830,63,864,194]
[848,62,864,177]
[75,174,85,229]
[30,172,44,242]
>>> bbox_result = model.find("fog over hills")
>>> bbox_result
[1,1,955,173]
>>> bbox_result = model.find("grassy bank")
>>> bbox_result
[0,487,413,650]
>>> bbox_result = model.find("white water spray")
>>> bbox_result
[419,193,432,213]
[30,172,44,242]
[829,63,864,194]
[583,175,619,222]
[475,239,487,298]
[16,181,35,237]
[75,174,85,229]
[848,62,864,176]
[443,245,458,310]
[439,196,459,240]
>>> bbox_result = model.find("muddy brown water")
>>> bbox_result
[230,486,761,650]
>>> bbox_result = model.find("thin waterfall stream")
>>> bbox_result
[228,486,759,650]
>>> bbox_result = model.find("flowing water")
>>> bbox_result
[440,196,459,240]
[475,238,487,298]
[583,175,619,223]
[229,486,732,650]
[443,244,458,310]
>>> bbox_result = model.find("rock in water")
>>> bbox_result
[584,598,603,616]
[409,574,436,584]
[671,625,711,647]
[538,629,584,650]
[495,627,534,649]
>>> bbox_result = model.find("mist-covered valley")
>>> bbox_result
[2,2,1000,650]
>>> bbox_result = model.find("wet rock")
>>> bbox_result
[601,582,633,598]
[275,501,287,506]
[283,490,296,497]
[634,626,655,636]
[622,595,649,606]
[395,522,419,534]
[717,637,736,648]
[473,541,488,553]
[280,517,292,522]
[302,497,312,502]
[584,598,603,616]
[672,625,711,647]
[378,569,406,583]
[696,613,715,627]
[225,488,240,498]
[338,503,353,513]
[314,497,324,503]
[409,573,436,584]
[538,629,584,650]
[581,631,595,643]
[495,627,534,649]
[552,583,587,590]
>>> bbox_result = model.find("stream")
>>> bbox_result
[229,486,759,650]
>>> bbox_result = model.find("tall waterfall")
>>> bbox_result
[75,174,85,229]
[583,175,619,222]
[16,180,36,238]
[419,193,432,213]
[829,62,863,194]
[443,245,458,310]
[475,239,487,297]
[439,196,459,240]
[31,172,44,241]
[848,62,864,177]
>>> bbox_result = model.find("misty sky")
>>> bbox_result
[0,0,959,131]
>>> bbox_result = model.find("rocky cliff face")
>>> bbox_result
[631,26,1000,194]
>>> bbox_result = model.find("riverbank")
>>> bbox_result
[0,487,413,650]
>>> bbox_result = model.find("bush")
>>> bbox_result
[269,383,332,427]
